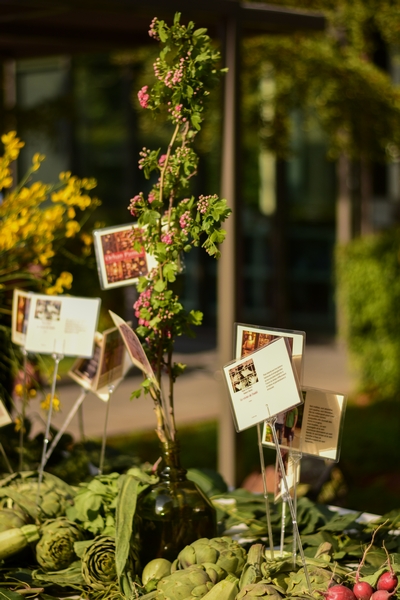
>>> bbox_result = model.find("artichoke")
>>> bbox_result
[239,544,265,589]
[36,517,85,571]
[144,564,215,600]
[81,535,118,591]
[173,537,247,579]
[0,471,75,522]
[0,507,29,532]
[142,558,172,592]
[236,582,284,600]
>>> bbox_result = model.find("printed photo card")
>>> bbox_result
[0,398,12,428]
[234,323,306,383]
[109,311,160,390]
[93,223,157,290]
[24,293,101,358]
[262,386,347,462]
[223,336,303,432]
[68,326,131,400]
[12,289,32,347]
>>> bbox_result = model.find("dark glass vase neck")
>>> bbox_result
[158,440,186,481]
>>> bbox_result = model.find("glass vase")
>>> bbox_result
[136,439,217,565]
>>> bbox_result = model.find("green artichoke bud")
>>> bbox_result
[236,582,284,600]
[0,507,29,532]
[82,536,118,591]
[0,471,74,522]
[239,543,265,589]
[202,562,228,585]
[174,537,247,579]
[155,564,214,600]
[142,558,172,592]
[36,518,85,571]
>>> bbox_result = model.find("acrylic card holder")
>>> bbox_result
[93,223,157,290]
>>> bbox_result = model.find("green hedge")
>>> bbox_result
[336,227,400,400]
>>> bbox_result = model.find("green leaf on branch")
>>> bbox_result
[163,262,177,282]
[188,310,203,326]
[154,279,166,292]
[191,113,202,130]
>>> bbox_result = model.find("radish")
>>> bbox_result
[377,572,398,593]
[323,584,357,600]
[352,522,383,600]
[353,582,374,600]
[377,542,398,593]
[370,590,396,600]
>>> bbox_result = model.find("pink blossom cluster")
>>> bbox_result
[148,191,156,204]
[139,147,150,170]
[128,193,142,216]
[179,210,192,235]
[158,154,167,167]
[134,288,152,326]
[161,231,174,245]
[138,85,150,109]
[168,103,186,124]
[198,194,216,214]
[148,17,159,39]
[153,57,185,89]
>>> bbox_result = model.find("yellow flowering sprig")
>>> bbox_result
[0,131,100,296]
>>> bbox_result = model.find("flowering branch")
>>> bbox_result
[128,13,230,443]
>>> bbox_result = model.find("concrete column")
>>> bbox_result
[217,15,239,488]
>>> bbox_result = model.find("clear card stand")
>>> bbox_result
[0,442,13,474]
[280,497,287,556]
[98,383,115,475]
[43,388,89,468]
[19,348,29,472]
[267,416,312,592]
[256,422,274,557]
[37,352,64,500]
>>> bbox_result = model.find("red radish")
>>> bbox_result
[377,571,398,592]
[353,582,374,600]
[377,542,398,593]
[352,522,383,600]
[371,590,396,600]
[323,584,357,600]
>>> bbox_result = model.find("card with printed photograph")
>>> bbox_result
[109,311,159,390]
[11,289,32,346]
[93,223,157,290]
[24,293,101,357]
[68,326,130,399]
[234,323,306,383]
[0,398,12,428]
[262,386,346,461]
[223,336,303,432]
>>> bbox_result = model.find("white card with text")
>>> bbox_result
[223,337,303,432]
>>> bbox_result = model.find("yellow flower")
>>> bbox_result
[14,417,24,432]
[14,384,23,397]
[81,232,93,246]
[40,394,60,412]
[65,220,80,237]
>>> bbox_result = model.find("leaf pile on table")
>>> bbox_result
[0,469,399,600]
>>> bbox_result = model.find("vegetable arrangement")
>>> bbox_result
[0,468,399,600]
